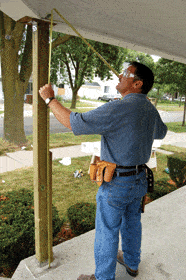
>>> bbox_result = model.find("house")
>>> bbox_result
[55,75,120,101]
[54,62,129,100]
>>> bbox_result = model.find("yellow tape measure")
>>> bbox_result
[48,11,53,84]
[48,8,119,82]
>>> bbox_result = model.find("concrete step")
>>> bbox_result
[11,186,186,280]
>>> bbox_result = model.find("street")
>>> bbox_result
[0,115,71,138]
[0,110,185,138]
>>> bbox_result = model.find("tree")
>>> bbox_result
[152,61,169,106]
[1,12,29,144]
[51,33,127,108]
[124,50,155,71]
[156,58,186,125]
[0,12,72,144]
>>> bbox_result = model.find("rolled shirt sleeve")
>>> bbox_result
[153,111,168,139]
[70,102,120,135]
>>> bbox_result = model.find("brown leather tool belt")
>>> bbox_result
[89,160,116,186]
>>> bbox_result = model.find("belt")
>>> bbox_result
[113,165,144,177]
[116,164,143,169]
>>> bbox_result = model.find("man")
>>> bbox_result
[39,62,167,280]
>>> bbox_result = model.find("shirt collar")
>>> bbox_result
[123,93,146,100]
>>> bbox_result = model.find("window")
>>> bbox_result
[104,86,110,93]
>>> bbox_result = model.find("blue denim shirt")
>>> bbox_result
[70,93,167,166]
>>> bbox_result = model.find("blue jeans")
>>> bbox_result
[94,169,148,280]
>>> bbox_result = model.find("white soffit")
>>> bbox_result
[0,0,186,64]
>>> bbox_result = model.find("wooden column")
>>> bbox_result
[32,20,53,264]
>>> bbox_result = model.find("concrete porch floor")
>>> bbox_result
[11,185,186,280]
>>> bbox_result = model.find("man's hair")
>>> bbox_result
[130,61,154,95]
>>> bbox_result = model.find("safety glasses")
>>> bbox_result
[123,69,141,80]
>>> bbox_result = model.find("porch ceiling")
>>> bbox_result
[1,0,186,64]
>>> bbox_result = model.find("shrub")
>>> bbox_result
[55,95,62,102]
[0,188,65,271]
[67,202,96,236]
[167,152,186,187]
[148,178,177,200]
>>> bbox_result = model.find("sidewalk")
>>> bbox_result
[1,130,186,174]
[0,145,93,174]
[161,130,186,148]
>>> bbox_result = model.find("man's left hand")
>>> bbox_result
[39,83,54,101]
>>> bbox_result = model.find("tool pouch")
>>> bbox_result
[144,164,154,193]
[141,165,154,214]
[89,163,97,181]
[90,161,116,187]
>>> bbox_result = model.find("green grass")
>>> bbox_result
[0,100,185,155]
[79,98,185,111]
[49,101,96,119]
[69,108,94,113]
[0,156,99,221]
[1,121,186,155]
[0,111,3,114]
[80,97,106,103]
[156,100,184,111]
[0,138,33,156]
[154,152,170,182]
[61,100,97,108]
[28,132,101,149]
[160,145,186,153]
[0,102,102,156]
[0,133,101,155]
[1,147,186,221]
[165,122,186,133]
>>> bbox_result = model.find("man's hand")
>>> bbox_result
[39,83,54,101]
[39,83,72,130]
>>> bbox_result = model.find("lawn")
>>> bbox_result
[166,122,186,133]
[0,99,185,156]
[156,100,185,111]
[81,98,185,112]
[0,133,101,156]
[0,102,101,155]
[1,120,186,156]
[61,100,96,108]
[160,145,186,153]
[1,147,185,279]
[1,148,184,221]
[0,155,99,221]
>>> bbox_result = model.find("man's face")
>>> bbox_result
[116,65,142,96]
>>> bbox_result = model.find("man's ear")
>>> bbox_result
[133,80,143,90]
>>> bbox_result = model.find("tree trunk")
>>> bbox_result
[1,14,73,145]
[182,99,186,126]
[70,89,79,109]
[2,67,27,144]
[155,88,160,107]
[1,14,27,144]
